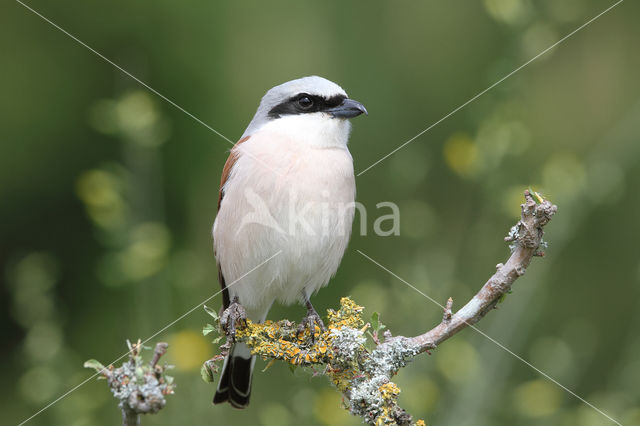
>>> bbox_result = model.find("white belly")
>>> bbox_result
[213,132,355,320]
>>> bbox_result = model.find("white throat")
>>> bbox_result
[253,113,352,149]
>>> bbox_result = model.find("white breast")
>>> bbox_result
[213,117,356,321]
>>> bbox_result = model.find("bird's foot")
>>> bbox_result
[297,302,325,343]
[220,297,247,341]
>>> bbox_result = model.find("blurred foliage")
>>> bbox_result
[2,0,640,425]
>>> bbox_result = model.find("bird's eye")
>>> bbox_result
[297,96,314,109]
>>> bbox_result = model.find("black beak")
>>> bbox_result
[328,98,368,119]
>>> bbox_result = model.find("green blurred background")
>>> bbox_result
[2,1,640,425]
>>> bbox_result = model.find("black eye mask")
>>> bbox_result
[268,93,347,119]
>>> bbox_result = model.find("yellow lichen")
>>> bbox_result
[375,382,403,424]
[234,297,364,370]
[232,297,408,423]
[379,382,400,400]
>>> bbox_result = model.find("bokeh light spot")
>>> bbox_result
[24,322,63,362]
[443,133,479,178]
[513,379,563,417]
[542,152,586,202]
[313,389,352,426]
[167,330,212,371]
[484,0,532,25]
[18,367,59,404]
[435,339,479,383]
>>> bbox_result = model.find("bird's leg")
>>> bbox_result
[220,296,247,342]
[298,296,326,342]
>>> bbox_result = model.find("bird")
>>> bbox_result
[212,76,367,408]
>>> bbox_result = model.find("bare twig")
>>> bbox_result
[401,190,557,352]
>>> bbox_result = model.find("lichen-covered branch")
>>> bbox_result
[204,298,423,424]
[202,191,556,425]
[85,340,174,426]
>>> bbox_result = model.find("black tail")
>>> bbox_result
[213,343,254,408]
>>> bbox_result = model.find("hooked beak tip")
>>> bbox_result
[329,98,368,119]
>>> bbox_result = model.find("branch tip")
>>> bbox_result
[150,342,169,368]
[443,298,453,322]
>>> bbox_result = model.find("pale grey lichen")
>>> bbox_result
[342,337,421,424]
[539,239,548,250]
[108,360,169,414]
[366,338,421,377]
[349,374,389,423]
[330,325,366,363]
[85,341,174,421]
[506,224,522,253]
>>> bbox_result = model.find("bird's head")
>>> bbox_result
[243,76,367,147]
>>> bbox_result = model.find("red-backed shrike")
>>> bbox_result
[212,76,367,408]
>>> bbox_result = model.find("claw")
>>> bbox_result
[297,299,325,343]
[220,296,247,341]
